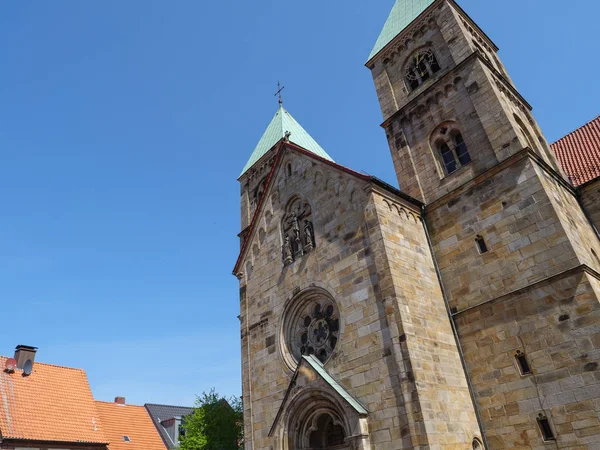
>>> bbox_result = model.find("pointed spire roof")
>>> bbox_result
[368,0,435,62]
[240,106,333,177]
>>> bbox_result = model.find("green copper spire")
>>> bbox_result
[368,0,435,61]
[240,106,333,177]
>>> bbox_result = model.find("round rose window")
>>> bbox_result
[282,289,340,368]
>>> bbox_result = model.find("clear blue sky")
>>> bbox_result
[0,0,597,407]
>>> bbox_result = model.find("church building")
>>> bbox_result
[233,1,600,449]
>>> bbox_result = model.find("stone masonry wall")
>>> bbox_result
[534,164,600,273]
[427,154,586,312]
[237,147,480,450]
[456,270,600,449]
[369,188,480,448]
[239,149,403,450]
[580,179,600,235]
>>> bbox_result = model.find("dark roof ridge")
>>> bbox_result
[0,355,86,372]
[95,400,144,407]
[144,403,193,408]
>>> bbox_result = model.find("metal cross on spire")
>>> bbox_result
[275,81,285,106]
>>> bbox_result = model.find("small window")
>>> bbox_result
[286,163,292,177]
[123,436,131,442]
[472,438,484,450]
[537,414,555,441]
[516,351,532,375]
[475,235,488,254]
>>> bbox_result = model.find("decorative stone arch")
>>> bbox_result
[270,356,370,450]
[285,390,349,450]
[428,120,472,176]
[513,113,538,151]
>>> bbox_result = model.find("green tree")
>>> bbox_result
[179,389,243,450]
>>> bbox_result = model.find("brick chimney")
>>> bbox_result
[115,397,126,405]
[14,345,37,370]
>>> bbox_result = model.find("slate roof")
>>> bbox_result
[145,403,195,449]
[551,115,600,187]
[95,401,166,450]
[0,356,107,445]
[239,106,333,177]
[368,0,436,62]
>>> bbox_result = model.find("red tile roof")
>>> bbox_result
[0,356,107,444]
[551,115,600,186]
[95,401,167,450]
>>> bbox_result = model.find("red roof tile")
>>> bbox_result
[95,401,167,450]
[0,356,107,444]
[551,115,600,186]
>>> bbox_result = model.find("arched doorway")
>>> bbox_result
[308,413,346,449]
[285,392,351,450]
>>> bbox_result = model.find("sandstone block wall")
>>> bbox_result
[580,179,600,235]
[238,148,480,450]
[426,153,600,313]
[456,270,600,449]
[370,188,480,448]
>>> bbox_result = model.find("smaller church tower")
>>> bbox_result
[237,106,334,246]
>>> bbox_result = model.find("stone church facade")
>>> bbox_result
[233,1,600,449]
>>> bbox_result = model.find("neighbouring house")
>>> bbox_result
[0,345,108,450]
[95,398,166,450]
[145,404,194,450]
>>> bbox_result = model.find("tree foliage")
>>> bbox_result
[179,389,243,450]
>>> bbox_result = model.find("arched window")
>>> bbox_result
[286,163,292,177]
[514,114,537,150]
[430,123,472,175]
[472,437,484,450]
[405,49,441,91]
[253,177,267,205]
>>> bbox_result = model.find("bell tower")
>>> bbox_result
[367,1,600,448]
[367,0,563,204]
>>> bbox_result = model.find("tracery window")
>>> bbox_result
[281,288,340,368]
[405,49,441,91]
[282,197,315,266]
[431,123,471,175]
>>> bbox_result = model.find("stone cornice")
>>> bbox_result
[425,147,575,213]
[453,264,600,317]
